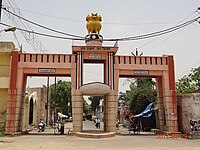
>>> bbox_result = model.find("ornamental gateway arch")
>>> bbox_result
[4,13,178,137]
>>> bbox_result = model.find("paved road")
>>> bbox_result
[1,133,200,150]
[29,120,103,135]
[0,121,200,150]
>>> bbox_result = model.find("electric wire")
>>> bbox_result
[13,32,21,49]
[3,5,83,23]
[140,28,185,53]
[0,14,198,42]
[3,2,83,39]
[1,14,199,42]
[104,16,200,41]
[2,5,181,26]
[1,6,200,42]
[4,12,40,52]
[137,11,199,50]
[2,6,85,39]
[4,0,46,53]
[0,22,85,40]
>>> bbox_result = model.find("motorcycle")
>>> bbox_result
[129,117,141,134]
[190,119,200,131]
[38,120,45,132]
[95,118,100,129]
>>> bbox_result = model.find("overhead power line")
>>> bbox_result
[137,10,199,50]
[2,6,85,39]
[3,0,46,53]
[2,5,182,26]
[1,14,199,42]
[105,16,200,41]
[1,6,199,42]
[0,22,84,40]
[3,6,83,23]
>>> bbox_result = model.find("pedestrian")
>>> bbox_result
[95,118,100,128]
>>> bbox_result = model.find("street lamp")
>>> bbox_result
[0,26,16,34]
[0,26,22,51]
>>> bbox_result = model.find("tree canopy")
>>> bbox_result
[50,80,72,115]
[119,78,156,115]
[176,66,200,96]
[88,96,103,114]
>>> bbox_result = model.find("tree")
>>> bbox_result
[118,91,129,105]
[176,66,200,95]
[83,97,90,114]
[176,75,196,96]
[50,80,72,115]
[119,78,156,115]
[189,67,200,89]
[88,96,103,114]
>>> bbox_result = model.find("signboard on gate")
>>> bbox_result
[88,53,102,59]
[133,70,149,75]
[38,68,56,73]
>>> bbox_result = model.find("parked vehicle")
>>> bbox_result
[129,117,141,134]
[38,120,45,132]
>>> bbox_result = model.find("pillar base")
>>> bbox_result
[74,131,115,138]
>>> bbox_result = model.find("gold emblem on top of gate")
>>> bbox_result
[86,13,102,35]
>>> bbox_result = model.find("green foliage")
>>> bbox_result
[118,91,129,104]
[176,75,196,96]
[119,78,156,115]
[50,81,72,115]
[0,111,6,131]
[0,131,5,137]
[189,67,200,89]
[88,96,103,114]
[176,66,200,95]
[83,97,89,114]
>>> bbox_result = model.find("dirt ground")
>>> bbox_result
[1,133,200,150]
[1,122,200,150]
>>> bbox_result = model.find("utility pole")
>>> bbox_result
[46,77,49,126]
[54,77,57,125]
[0,0,3,21]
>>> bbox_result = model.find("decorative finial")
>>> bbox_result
[86,13,102,35]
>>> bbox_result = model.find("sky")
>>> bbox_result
[1,0,200,92]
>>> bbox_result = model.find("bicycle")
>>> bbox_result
[54,123,61,135]
[54,120,68,135]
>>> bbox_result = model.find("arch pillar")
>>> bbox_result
[71,90,83,132]
[163,56,178,132]
[156,56,178,132]
[6,50,26,133]
[104,90,118,132]
[156,76,165,131]
[71,56,83,132]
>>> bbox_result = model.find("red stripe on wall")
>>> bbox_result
[109,53,112,89]
[78,52,81,88]
[168,56,176,110]
[9,51,18,90]
[7,50,19,133]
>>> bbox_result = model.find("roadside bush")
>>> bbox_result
[0,111,6,132]
[0,130,5,137]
